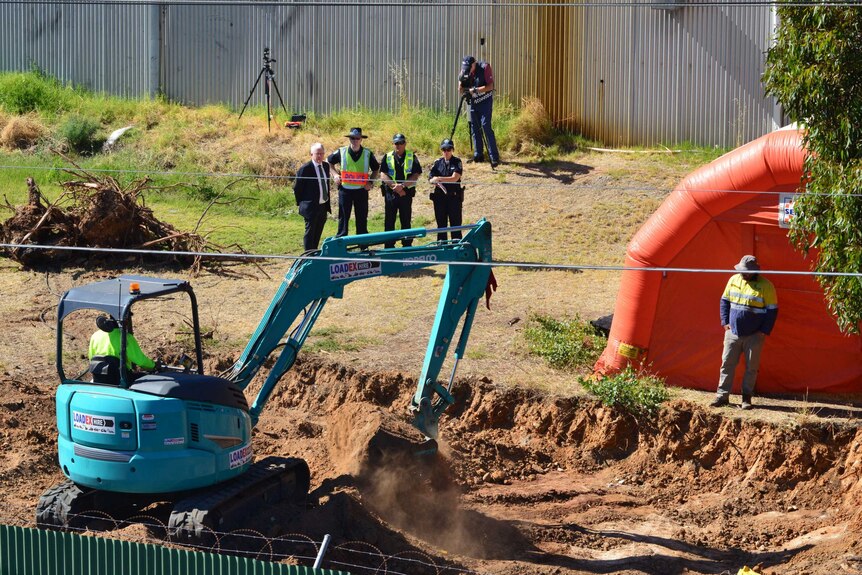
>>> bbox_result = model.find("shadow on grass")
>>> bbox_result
[504,159,594,185]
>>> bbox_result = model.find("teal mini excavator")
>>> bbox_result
[37,220,494,539]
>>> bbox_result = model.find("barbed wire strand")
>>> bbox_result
[17,509,486,575]
[1,241,860,278]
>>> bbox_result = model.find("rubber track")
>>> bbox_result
[169,456,310,541]
[35,480,87,528]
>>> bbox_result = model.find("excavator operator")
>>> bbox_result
[88,314,157,384]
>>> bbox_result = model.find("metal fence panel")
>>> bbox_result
[575,0,778,145]
[0,0,781,147]
[0,524,347,575]
[0,1,155,97]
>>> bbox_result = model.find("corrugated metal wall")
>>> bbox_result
[576,0,780,146]
[0,0,781,147]
[0,1,157,97]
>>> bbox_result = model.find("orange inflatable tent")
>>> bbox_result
[595,127,862,394]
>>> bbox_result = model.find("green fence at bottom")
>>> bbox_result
[0,524,349,575]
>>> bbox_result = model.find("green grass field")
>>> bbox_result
[1,71,723,259]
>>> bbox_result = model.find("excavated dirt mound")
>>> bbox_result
[3,356,862,574]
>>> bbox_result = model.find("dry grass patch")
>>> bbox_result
[0,115,45,149]
[508,97,555,154]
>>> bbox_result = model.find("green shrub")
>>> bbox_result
[580,367,669,416]
[0,72,74,114]
[524,314,606,370]
[59,115,103,154]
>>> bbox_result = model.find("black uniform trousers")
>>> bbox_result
[432,193,463,241]
[383,192,414,248]
[336,187,369,237]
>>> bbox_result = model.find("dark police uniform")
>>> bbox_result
[381,150,422,248]
[465,60,500,165]
[428,154,464,241]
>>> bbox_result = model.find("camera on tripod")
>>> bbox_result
[458,56,475,92]
[238,46,305,131]
[263,47,275,73]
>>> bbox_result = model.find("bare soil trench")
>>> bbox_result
[3,354,862,575]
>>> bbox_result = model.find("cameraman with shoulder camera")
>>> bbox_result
[459,55,500,168]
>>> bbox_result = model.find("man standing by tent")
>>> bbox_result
[710,255,779,410]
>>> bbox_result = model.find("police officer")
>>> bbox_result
[459,55,500,168]
[380,133,422,248]
[328,127,380,238]
[428,139,464,241]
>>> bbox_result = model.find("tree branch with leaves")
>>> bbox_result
[763,3,862,333]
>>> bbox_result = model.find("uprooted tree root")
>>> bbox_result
[1,161,254,275]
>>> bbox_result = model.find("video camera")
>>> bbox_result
[459,56,475,91]
[263,47,276,72]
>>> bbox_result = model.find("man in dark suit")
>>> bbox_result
[293,142,332,250]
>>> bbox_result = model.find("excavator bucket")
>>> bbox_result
[368,422,439,461]
[412,396,439,441]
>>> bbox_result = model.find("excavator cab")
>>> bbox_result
[58,277,204,386]
[51,277,264,494]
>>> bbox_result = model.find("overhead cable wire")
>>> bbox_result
[2,242,860,278]
[2,0,860,6]
[1,163,849,196]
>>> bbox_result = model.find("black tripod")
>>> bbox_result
[238,47,289,132]
[449,92,488,159]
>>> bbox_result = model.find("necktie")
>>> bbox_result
[315,163,328,203]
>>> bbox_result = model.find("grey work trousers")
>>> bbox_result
[717,330,766,397]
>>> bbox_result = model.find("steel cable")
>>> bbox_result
[1,241,860,278]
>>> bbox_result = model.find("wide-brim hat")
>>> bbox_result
[345,127,368,139]
[734,255,761,271]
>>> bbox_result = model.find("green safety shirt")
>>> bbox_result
[88,329,156,370]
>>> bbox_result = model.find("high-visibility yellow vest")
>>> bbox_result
[384,151,414,186]
[340,146,371,189]
[88,329,156,370]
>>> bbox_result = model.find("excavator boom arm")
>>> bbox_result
[228,220,493,435]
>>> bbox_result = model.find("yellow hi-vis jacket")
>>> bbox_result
[88,329,156,370]
[720,274,778,336]
[339,146,371,189]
